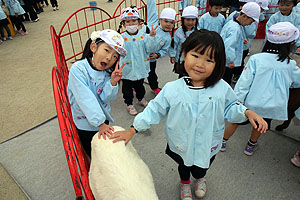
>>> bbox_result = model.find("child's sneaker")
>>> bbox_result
[180,183,192,200]
[220,140,227,152]
[244,143,258,156]
[152,88,161,95]
[56,6,59,10]
[8,36,13,40]
[126,105,138,116]
[53,7,56,11]
[291,150,300,167]
[195,177,206,198]
[2,37,6,41]
[0,39,3,44]
[22,31,29,35]
[136,98,148,107]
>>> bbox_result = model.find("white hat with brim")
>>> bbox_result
[90,29,127,57]
[182,6,198,18]
[160,8,176,21]
[267,22,300,44]
[256,0,269,10]
[241,2,261,22]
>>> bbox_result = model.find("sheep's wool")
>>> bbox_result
[89,126,159,200]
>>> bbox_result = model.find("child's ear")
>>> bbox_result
[182,51,186,61]
[90,42,97,53]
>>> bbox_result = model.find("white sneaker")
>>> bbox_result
[126,105,138,116]
[8,36,13,40]
[53,7,56,11]
[2,37,6,41]
[0,39,3,44]
[195,177,206,198]
[136,98,148,107]
[56,6,59,10]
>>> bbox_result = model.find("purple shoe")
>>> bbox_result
[244,143,258,156]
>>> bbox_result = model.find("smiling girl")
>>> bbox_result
[111,30,268,200]
[67,29,127,158]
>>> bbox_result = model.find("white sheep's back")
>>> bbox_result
[89,126,159,200]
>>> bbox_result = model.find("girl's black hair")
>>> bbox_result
[181,17,198,37]
[180,29,226,88]
[209,0,225,7]
[81,38,119,75]
[170,27,175,48]
[262,40,292,63]
[117,6,150,34]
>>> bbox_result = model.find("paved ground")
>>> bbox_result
[1,49,300,199]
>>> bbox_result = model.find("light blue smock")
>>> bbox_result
[265,11,300,49]
[294,2,300,15]
[3,0,25,16]
[133,78,248,168]
[234,53,300,120]
[0,0,8,20]
[147,0,172,62]
[67,59,118,131]
[197,12,225,34]
[178,0,192,11]
[295,107,300,120]
[120,27,159,80]
[220,19,246,67]
[265,0,279,19]
[169,27,195,63]
[225,11,258,51]
[196,0,207,15]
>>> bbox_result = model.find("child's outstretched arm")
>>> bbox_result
[110,127,137,144]
[147,0,159,26]
[245,110,268,133]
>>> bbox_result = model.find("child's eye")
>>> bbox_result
[105,49,109,52]
[207,59,215,63]
[192,54,198,58]
[113,55,118,59]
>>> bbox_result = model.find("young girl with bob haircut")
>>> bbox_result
[221,22,300,156]
[169,5,198,77]
[111,29,268,200]
[67,29,127,158]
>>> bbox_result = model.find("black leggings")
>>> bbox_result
[166,145,216,181]
[76,120,109,158]
[10,15,26,32]
[122,79,145,105]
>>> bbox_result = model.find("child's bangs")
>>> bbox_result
[193,44,215,60]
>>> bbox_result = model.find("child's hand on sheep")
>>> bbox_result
[110,127,136,144]
[98,123,114,140]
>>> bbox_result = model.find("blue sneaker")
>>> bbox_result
[244,143,258,156]
[220,141,227,152]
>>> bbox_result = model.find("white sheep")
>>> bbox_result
[89,126,159,200]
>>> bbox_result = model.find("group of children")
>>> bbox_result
[66,0,300,199]
[0,0,59,44]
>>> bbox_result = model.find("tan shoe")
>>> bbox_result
[126,105,138,115]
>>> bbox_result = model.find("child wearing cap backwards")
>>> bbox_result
[265,0,300,55]
[67,29,127,158]
[225,0,269,83]
[221,22,300,156]
[220,2,261,85]
[169,5,198,78]
[117,6,159,116]
[197,0,225,34]
[146,0,176,95]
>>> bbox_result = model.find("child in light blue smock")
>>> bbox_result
[196,0,208,15]
[146,0,176,95]
[265,0,300,53]
[293,0,300,13]
[3,0,27,35]
[225,0,268,83]
[0,0,13,43]
[265,0,279,19]
[117,6,159,116]
[111,30,267,200]
[222,22,300,156]
[67,29,127,158]
[220,2,261,85]
[169,5,198,77]
[197,0,225,34]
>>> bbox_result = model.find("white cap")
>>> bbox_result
[90,29,127,57]
[182,6,198,18]
[267,22,300,44]
[160,8,176,21]
[256,0,269,10]
[239,0,254,2]
[241,2,261,22]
